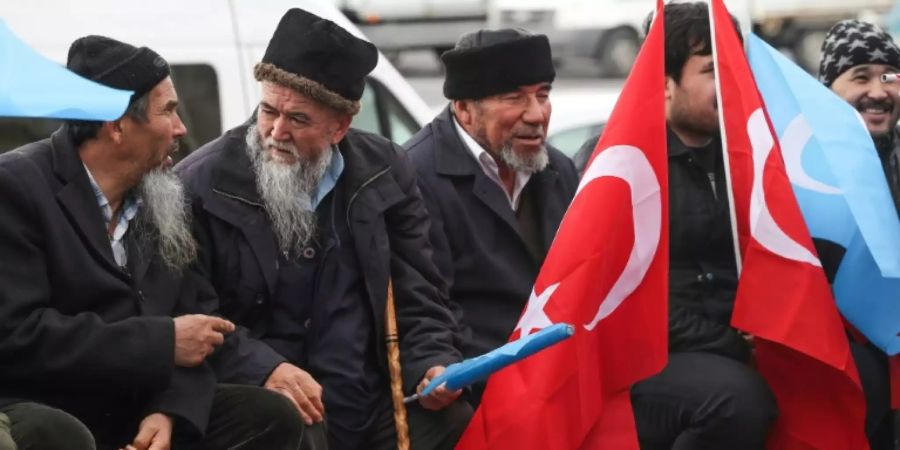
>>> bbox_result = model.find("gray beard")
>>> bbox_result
[245,124,333,255]
[135,168,197,272]
[499,143,549,174]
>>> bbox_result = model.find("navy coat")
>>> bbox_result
[176,122,462,445]
[404,107,578,366]
[0,127,218,438]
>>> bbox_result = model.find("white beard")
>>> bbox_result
[135,167,197,272]
[499,142,549,174]
[245,124,333,255]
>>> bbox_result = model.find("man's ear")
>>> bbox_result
[102,120,125,145]
[329,113,353,145]
[452,99,474,128]
[664,76,676,101]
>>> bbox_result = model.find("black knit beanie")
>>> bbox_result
[818,20,900,87]
[66,35,170,100]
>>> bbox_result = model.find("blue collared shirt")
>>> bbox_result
[310,146,344,210]
[84,165,142,267]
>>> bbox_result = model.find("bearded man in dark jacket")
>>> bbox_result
[403,28,579,405]
[0,36,301,450]
[176,8,471,450]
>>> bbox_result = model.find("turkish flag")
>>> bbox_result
[455,2,668,449]
[710,0,868,449]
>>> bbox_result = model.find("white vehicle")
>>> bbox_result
[487,0,651,77]
[0,0,434,156]
[337,0,487,54]
[547,88,619,158]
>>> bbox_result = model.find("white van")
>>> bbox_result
[0,0,434,156]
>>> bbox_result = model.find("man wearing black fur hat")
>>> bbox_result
[403,29,579,405]
[0,36,303,450]
[177,8,472,450]
[818,19,898,450]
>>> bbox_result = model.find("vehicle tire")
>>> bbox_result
[596,27,640,78]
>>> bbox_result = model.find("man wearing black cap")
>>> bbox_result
[177,8,471,450]
[403,28,579,404]
[0,35,303,450]
[818,19,898,450]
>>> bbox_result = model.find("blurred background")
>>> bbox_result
[1,0,898,159]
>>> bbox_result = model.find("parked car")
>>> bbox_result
[0,0,434,156]
[547,88,618,158]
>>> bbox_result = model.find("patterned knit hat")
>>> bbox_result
[818,20,900,86]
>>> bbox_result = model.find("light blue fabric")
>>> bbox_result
[748,33,900,355]
[310,146,344,210]
[0,19,131,120]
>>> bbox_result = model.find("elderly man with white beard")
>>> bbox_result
[0,36,304,450]
[176,8,471,450]
[403,28,579,406]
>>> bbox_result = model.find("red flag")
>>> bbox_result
[709,1,868,448]
[455,3,668,449]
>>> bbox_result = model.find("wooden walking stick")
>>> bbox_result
[385,279,411,450]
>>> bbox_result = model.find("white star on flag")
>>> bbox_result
[514,283,560,337]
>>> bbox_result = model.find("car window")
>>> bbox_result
[352,81,380,136]
[352,77,421,144]
[170,64,221,161]
[0,63,222,160]
[548,123,606,158]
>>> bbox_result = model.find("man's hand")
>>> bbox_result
[120,413,172,450]
[264,362,325,425]
[417,366,462,411]
[172,314,235,367]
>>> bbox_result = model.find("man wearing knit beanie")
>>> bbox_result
[0,35,302,450]
[177,8,471,450]
[403,28,579,405]
[818,19,899,450]
[820,19,900,215]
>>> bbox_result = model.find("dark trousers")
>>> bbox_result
[850,341,895,450]
[299,398,473,450]
[631,352,778,450]
[367,399,473,450]
[0,384,304,450]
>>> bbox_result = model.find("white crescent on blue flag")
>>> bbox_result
[747,33,900,355]
[0,19,131,120]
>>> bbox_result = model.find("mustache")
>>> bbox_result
[265,137,299,156]
[857,97,893,111]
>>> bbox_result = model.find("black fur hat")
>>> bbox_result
[255,8,378,115]
[441,28,556,100]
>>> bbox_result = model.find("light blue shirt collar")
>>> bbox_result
[310,146,344,210]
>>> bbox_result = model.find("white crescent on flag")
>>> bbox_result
[580,145,662,330]
[780,114,841,195]
[747,109,822,267]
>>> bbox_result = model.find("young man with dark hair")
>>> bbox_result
[625,5,779,450]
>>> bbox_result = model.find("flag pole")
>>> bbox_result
[385,279,411,450]
[707,0,743,276]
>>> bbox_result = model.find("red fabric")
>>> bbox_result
[454,3,668,448]
[710,1,868,449]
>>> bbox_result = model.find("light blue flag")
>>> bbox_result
[0,19,131,120]
[415,323,575,398]
[747,33,900,355]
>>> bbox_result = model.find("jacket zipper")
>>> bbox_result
[346,166,391,231]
